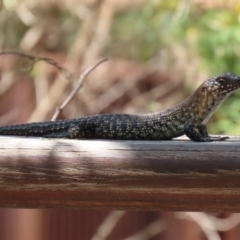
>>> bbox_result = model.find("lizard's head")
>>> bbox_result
[182,72,240,125]
[195,72,240,124]
[202,72,240,100]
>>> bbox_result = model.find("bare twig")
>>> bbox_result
[1,9,8,50]
[90,211,125,240]
[198,213,240,231]
[176,212,221,240]
[51,58,108,121]
[122,79,182,112]
[0,108,20,126]
[212,213,240,231]
[84,1,115,61]
[0,51,72,81]
[84,65,154,115]
[123,219,166,240]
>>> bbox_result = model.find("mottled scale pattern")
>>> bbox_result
[0,72,240,141]
[0,113,185,140]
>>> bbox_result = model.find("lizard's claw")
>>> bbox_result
[207,136,229,141]
[201,136,229,142]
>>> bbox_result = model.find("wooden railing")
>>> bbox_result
[0,136,239,211]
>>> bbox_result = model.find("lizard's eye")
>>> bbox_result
[217,78,226,83]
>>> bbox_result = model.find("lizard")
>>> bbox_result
[0,72,239,142]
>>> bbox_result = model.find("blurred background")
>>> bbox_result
[0,0,240,239]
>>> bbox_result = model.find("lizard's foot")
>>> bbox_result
[188,135,229,142]
[184,123,229,142]
[206,136,229,141]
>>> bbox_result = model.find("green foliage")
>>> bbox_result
[110,0,240,134]
[110,0,184,59]
[190,8,240,134]
[196,9,240,74]
[1,0,240,134]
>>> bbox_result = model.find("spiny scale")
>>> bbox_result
[0,72,240,142]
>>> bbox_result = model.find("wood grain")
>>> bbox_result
[0,136,240,211]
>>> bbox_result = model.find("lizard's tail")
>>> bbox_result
[0,121,68,137]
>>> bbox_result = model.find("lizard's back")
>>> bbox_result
[0,112,184,140]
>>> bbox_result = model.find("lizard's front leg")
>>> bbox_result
[184,123,229,142]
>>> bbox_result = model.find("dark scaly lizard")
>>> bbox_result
[0,72,239,142]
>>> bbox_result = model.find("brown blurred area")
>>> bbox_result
[0,0,240,239]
